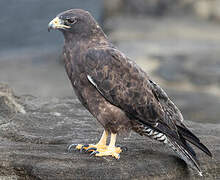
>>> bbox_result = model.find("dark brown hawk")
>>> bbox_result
[48,9,212,176]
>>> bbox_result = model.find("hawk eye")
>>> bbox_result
[66,17,77,24]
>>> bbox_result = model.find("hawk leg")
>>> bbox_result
[74,130,108,152]
[91,133,122,159]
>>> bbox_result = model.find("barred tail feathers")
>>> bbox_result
[140,122,204,176]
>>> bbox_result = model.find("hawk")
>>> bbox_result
[48,9,212,176]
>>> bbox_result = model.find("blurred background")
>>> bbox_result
[0,0,220,124]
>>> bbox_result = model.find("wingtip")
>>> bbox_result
[198,171,203,177]
[203,145,212,157]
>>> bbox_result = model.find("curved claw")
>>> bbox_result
[116,145,128,152]
[121,146,128,152]
[67,144,77,152]
[90,151,99,157]
[117,154,120,160]
[80,144,89,152]
[82,144,89,148]
[86,147,97,152]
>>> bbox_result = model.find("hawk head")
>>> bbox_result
[48,9,103,39]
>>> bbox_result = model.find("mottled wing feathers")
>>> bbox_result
[84,47,168,127]
[148,79,212,157]
[148,79,183,130]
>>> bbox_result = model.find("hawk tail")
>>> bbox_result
[176,124,212,157]
[166,135,203,176]
[140,122,212,176]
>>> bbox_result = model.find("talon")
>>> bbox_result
[71,132,122,159]
[117,154,120,159]
[67,144,77,152]
[79,144,90,152]
[75,144,83,150]
[121,146,128,152]
[90,151,99,156]
[86,147,97,152]
[83,144,89,148]
[80,146,85,153]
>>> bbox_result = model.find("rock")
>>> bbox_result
[0,83,26,119]
[0,89,219,179]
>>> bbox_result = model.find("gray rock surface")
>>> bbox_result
[0,86,219,179]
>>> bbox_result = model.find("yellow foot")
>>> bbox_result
[91,146,122,159]
[67,132,126,159]
[74,144,107,152]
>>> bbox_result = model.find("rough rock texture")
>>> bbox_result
[0,88,219,179]
[0,83,26,118]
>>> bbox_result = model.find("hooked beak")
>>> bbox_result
[48,17,71,32]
